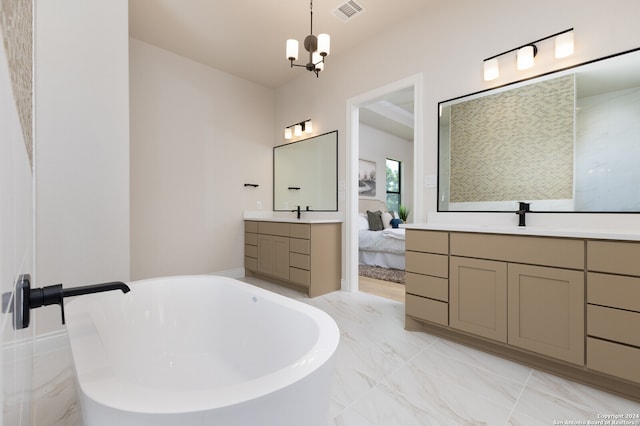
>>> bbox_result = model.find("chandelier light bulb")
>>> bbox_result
[286,39,299,61]
[318,34,330,56]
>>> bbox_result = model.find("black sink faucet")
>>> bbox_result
[3,274,130,329]
[292,205,301,219]
[516,202,531,227]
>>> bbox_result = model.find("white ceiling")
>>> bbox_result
[128,0,436,89]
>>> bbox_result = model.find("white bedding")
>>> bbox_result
[358,228,405,254]
[358,228,405,269]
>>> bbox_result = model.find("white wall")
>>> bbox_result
[34,0,130,335]
[0,30,34,426]
[129,39,275,280]
[276,0,640,231]
[358,123,413,215]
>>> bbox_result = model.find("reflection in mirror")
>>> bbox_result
[274,131,338,211]
[438,47,640,212]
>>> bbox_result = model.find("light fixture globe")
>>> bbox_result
[483,58,499,81]
[517,45,537,70]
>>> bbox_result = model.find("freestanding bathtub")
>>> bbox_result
[64,275,340,426]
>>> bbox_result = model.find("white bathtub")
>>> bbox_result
[64,275,340,426]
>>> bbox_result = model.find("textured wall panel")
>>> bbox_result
[450,75,574,203]
[0,0,32,166]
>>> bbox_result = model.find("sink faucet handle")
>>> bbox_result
[518,201,530,212]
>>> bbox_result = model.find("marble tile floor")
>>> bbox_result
[33,276,640,426]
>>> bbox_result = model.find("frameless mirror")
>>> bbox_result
[274,130,338,211]
[438,47,640,212]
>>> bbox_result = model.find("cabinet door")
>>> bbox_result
[508,264,584,365]
[450,257,507,343]
[258,235,290,280]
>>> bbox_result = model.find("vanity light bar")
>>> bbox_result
[284,119,313,139]
[483,28,574,81]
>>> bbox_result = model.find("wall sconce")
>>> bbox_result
[483,28,574,81]
[284,119,313,139]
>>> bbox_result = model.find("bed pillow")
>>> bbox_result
[358,213,369,230]
[390,218,403,228]
[366,210,384,231]
[381,211,393,229]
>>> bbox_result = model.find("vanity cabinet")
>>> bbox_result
[507,263,584,365]
[586,241,640,383]
[405,230,449,326]
[449,233,584,364]
[405,227,640,401]
[244,220,341,297]
[450,256,507,342]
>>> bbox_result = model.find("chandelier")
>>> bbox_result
[285,0,331,77]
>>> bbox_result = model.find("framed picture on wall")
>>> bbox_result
[359,159,376,196]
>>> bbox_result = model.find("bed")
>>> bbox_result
[358,199,405,270]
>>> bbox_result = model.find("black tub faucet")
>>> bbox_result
[3,274,130,330]
[516,202,531,227]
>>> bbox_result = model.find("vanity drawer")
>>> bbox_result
[245,256,258,271]
[588,305,640,347]
[587,272,640,312]
[290,252,310,270]
[406,272,448,302]
[587,337,640,383]
[588,240,640,276]
[405,294,448,326]
[406,251,448,278]
[450,233,584,269]
[289,267,310,287]
[245,244,258,259]
[406,230,449,254]
[290,223,311,239]
[258,222,289,237]
[289,238,310,255]
[245,232,258,246]
[245,220,258,233]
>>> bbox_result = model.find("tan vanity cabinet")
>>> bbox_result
[405,230,449,326]
[405,228,640,401]
[244,221,259,272]
[586,241,640,383]
[507,263,584,365]
[448,232,585,364]
[245,220,341,297]
[449,256,507,342]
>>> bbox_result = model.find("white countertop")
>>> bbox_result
[243,211,342,224]
[244,217,342,224]
[403,223,640,241]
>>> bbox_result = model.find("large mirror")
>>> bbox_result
[274,130,338,211]
[438,47,640,212]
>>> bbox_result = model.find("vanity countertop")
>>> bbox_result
[403,223,640,242]
[243,213,342,224]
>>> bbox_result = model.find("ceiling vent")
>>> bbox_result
[331,0,366,23]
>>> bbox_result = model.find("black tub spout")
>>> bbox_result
[62,282,130,298]
[6,274,130,330]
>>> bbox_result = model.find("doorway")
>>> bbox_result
[345,74,424,294]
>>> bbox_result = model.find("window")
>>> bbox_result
[386,158,401,212]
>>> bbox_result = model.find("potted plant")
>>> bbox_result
[398,205,410,222]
